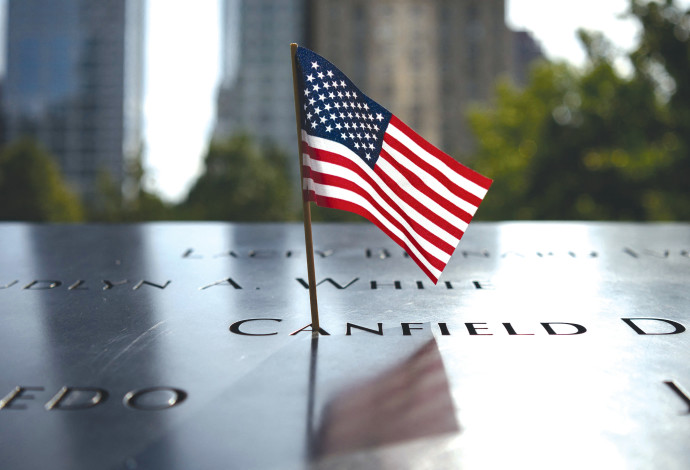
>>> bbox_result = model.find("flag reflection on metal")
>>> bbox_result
[313,338,459,456]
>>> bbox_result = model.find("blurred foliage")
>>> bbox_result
[178,132,366,222]
[179,133,298,221]
[0,131,365,223]
[0,138,172,222]
[88,153,172,222]
[468,0,690,221]
[0,139,84,221]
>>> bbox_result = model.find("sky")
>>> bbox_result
[507,0,639,64]
[144,0,221,203]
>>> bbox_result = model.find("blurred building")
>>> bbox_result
[512,29,544,87]
[216,0,541,158]
[2,0,145,201]
[310,0,540,155]
[214,0,308,156]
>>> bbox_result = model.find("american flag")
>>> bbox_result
[294,46,492,284]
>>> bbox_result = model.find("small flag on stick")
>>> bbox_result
[292,45,492,286]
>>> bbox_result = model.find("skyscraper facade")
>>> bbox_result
[215,0,541,159]
[2,0,145,200]
[214,0,307,155]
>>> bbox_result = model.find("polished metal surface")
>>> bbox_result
[0,222,689,469]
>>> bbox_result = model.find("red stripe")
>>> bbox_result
[388,115,493,189]
[303,188,439,284]
[305,169,447,273]
[383,132,484,207]
[372,158,467,239]
[302,146,451,270]
[378,148,474,226]
[302,141,456,255]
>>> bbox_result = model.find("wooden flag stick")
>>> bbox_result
[291,43,320,332]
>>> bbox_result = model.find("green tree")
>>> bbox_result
[468,0,689,221]
[629,0,690,218]
[88,153,172,222]
[180,134,297,221]
[0,139,84,221]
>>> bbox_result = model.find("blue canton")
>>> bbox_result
[296,47,392,170]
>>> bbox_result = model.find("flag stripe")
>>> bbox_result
[302,131,462,247]
[302,175,444,280]
[375,153,471,231]
[379,143,477,220]
[302,139,455,262]
[383,133,484,208]
[388,115,493,191]
[303,188,439,282]
[370,163,467,240]
[302,173,448,274]
[302,161,453,267]
[387,117,492,196]
[302,159,450,270]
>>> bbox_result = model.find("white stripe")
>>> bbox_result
[382,141,479,216]
[303,152,451,264]
[386,123,488,199]
[302,130,463,244]
[303,176,443,280]
[376,157,470,230]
